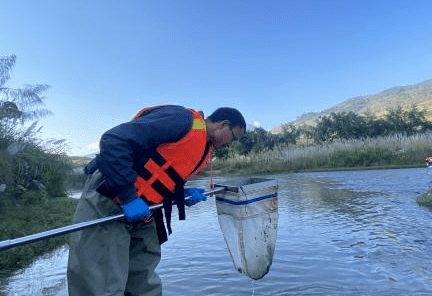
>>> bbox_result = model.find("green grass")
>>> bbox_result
[418,184,432,208]
[0,197,78,277]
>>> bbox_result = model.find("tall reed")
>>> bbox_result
[213,132,432,174]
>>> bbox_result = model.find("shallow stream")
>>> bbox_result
[1,168,432,295]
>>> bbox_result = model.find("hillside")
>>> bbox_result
[271,79,432,134]
[69,155,93,167]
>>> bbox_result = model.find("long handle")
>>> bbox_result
[0,187,226,251]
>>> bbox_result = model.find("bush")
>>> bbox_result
[19,190,49,205]
[0,197,79,277]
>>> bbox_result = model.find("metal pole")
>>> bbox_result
[0,187,226,251]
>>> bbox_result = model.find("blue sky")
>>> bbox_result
[2,0,432,156]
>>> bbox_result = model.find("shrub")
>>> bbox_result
[19,190,49,205]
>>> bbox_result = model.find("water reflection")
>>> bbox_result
[1,168,432,295]
[0,246,68,296]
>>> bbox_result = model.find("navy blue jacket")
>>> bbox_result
[95,105,193,204]
[86,105,198,244]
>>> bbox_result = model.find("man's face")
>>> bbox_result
[212,122,243,149]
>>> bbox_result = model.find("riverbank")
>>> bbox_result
[0,197,78,277]
[213,133,432,175]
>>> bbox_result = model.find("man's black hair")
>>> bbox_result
[207,107,246,132]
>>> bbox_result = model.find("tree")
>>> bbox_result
[0,55,52,127]
[0,55,71,201]
[0,55,52,148]
[383,105,432,135]
[384,106,406,134]
[404,105,432,134]
[310,105,432,144]
[279,124,298,145]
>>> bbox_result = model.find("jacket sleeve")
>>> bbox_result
[95,106,193,204]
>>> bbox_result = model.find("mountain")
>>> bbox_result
[84,152,98,159]
[69,155,93,166]
[271,79,432,134]
[246,123,259,131]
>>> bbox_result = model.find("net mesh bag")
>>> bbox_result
[215,178,278,280]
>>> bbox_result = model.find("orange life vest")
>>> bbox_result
[133,106,212,205]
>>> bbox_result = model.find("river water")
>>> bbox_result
[1,168,432,295]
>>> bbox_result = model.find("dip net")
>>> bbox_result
[215,178,278,280]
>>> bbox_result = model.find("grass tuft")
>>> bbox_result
[0,197,78,277]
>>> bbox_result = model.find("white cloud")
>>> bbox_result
[87,142,99,151]
[252,120,261,128]
[67,142,100,156]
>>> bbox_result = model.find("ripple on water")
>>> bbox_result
[1,246,68,296]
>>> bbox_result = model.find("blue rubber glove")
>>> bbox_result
[184,188,206,207]
[121,198,151,222]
